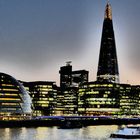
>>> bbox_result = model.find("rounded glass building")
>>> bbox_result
[0,73,32,120]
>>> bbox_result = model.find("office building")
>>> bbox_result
[59,62,88,115]
[111,84,140,116]
[97,1,119,83]
[78,82,120,116]
[0,73,32,120]
[22,81,57,116]
[78,82,140,116]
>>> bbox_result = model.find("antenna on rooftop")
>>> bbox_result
[66,61,72,66]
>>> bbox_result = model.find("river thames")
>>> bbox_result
[0,125,135,140]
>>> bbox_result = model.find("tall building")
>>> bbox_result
[78,1,122,116]
[59,62,88,115]
[97,1,119,83]
[59,62,88,91]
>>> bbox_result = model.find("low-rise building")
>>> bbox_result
[78,81,120,116]
[0,73,32,120]
[22,81,57,116]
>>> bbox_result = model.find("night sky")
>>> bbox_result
[0,0,140,85]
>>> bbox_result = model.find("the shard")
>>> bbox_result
[97,1,119,83]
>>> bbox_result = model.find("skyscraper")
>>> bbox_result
[97,1,119,83]
[59,62,88,115]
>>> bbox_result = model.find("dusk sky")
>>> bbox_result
[0,0,140,85]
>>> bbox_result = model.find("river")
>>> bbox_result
[0,125,136,140]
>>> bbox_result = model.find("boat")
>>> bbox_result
[58,120,82,129]
[110,125,140,139]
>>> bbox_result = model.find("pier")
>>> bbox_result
[0,116,140,128]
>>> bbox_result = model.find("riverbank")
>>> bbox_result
[0,118,140,128]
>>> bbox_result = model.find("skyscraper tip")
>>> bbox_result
[107,0,110,4]
[104,0,112,20]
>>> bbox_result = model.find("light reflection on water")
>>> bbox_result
[0,125,121,140]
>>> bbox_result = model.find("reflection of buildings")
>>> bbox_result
[58,62,88,116]
[0,73,32,120]
[22,81,57,116]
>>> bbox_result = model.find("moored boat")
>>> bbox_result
[110,125,140,139]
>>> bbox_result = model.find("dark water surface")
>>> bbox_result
[0,125,132,140]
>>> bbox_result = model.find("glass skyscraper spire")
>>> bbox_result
[97,1,119,83]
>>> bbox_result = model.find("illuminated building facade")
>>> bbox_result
[55,87,65,115]
[59,62,88,115]
[1,1,139,118]
[78,82,120,116]
[131,86,140,115]
[97,1,119,83]
[78,82,140,116]
[119,85,140,116]
[23,81,57,116]
[19,2,140,117]
[0,73,32,120]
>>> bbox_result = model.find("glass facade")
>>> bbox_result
[23,81,57,116]
[119,84,139,116]
[97,2,119,83]
[78,82,120,116]
[0,73,32,120]
[78,82,140,117]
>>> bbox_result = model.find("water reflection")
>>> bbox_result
[0,125,119,140]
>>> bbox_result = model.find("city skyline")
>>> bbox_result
[0,0,140,85]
